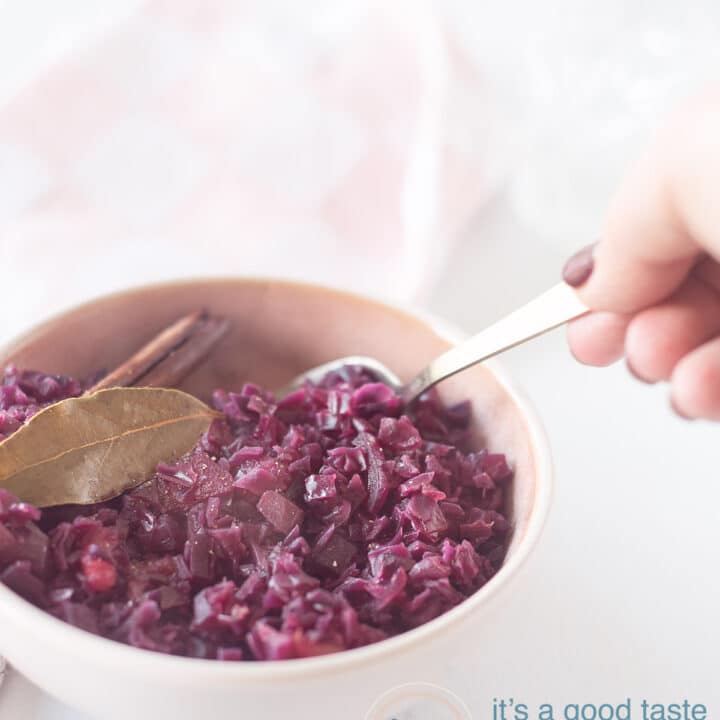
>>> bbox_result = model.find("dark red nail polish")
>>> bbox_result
[670,396,694,421]
[626,358,654,385]
[562,244,595,287]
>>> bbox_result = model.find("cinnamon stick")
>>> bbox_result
[87,311,228,393]
[137,315,229,388]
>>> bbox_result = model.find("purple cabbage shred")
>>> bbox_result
[0,364,512,661]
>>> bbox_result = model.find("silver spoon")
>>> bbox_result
[284,282,589,404]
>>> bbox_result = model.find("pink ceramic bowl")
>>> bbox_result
[0,279,552,720]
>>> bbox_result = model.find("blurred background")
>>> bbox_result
[0,1,718,717]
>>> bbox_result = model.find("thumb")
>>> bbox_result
[563,89,720,313]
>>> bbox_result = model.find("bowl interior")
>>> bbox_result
[0,278,538,561]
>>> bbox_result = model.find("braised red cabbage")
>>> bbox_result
[0,364,511,660]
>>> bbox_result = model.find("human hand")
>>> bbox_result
[563,90,720,420]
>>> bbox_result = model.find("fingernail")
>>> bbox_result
[562,243,595,287]
[626,358,654,385]
[670,396,694,421]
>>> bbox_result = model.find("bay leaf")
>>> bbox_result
[0,387,220,508]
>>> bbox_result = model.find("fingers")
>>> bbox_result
[624,275,720,383]
[671,336,720,420]
[564,88,720,314]
[562,88,720,420]
[567,312,630,367]
[568,269,720,422]
[568,275,720,377]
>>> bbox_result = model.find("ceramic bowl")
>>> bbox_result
[0,279,552,720]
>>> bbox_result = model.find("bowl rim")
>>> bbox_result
[0,276,553,681]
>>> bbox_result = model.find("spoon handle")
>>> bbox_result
[402,282,589,403]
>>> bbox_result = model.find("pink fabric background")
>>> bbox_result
[0,0,508,342]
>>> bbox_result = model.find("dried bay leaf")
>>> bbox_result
[0,387,220,507]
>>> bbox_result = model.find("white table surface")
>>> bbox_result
[1,194,718,718]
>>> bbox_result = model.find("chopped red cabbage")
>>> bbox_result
[0,364,511,661]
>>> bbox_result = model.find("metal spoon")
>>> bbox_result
[284,282,589,404]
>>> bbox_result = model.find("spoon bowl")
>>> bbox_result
[284,282,588,404]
